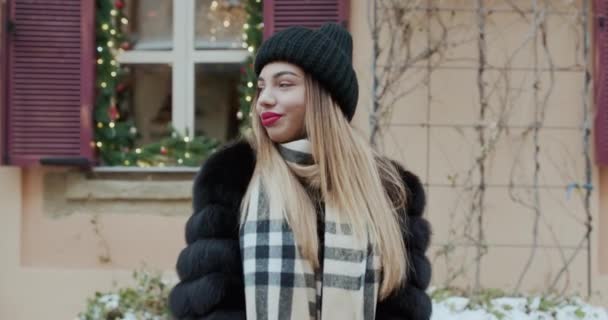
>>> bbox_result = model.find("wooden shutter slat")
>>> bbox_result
[595,0,608,165]
[7,0,95,165]
[264,0,350,39]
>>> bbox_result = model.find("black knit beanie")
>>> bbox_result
[254,23,359,121]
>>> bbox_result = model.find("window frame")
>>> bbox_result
[115,0,248,139]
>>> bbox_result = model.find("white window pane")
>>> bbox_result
[195,0,246,49]
[195,64,240,141]
[122,64,173,145]
[124,0,173,50]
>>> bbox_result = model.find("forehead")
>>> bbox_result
[259,62,304,78]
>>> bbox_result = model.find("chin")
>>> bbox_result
[266,129,294,144]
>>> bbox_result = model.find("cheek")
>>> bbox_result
[281,90,306,119]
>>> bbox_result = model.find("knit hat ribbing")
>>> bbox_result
[254,23,359,121]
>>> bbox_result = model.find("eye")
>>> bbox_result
[279,82,292,88]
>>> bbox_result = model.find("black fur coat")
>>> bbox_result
[169,140,433,320]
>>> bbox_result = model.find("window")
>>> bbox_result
[118,0,247,147]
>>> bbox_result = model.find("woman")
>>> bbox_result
[169,23,432,320]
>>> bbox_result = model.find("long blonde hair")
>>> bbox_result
[240,75,408,299]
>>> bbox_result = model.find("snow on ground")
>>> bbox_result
[431,296,608,320]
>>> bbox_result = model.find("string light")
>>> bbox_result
[244,23,249,30]
[110,29,116,35]
[107,41,114,47]
[245,95,252,102]
[248,46,254,53]
[247,82,253,88]
[223,20,230,27]
[135,148,142,154]
[185,152,191,159]
[97,59,104,65]
[124,160,130,166]
[210,0,218,10]
[109,122,115,128]
[121,17,129,25]
[110,60,117,66]
[101,82,107,88]
[111,71,117,77]
[96,141,103,148]
[110,9,117,16]
[102,24,109,30]
[97,122,104,128]
[97,47,103,52]
[242,42,248,48]
[237,111,243,120]
[184,136,190,143]
[178,158,183,164]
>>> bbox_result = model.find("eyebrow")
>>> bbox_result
[257,71,301,81]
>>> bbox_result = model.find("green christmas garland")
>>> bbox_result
[94,0,262,167]
[237,0,263,133]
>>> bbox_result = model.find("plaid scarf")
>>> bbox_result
[239,139,381,320]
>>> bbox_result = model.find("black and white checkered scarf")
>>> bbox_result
[239,139,381,320]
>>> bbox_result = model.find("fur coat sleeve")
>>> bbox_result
[168,140,432,320]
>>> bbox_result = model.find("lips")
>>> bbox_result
[260,112,282,126]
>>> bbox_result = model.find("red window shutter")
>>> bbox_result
[263,0,350,39]
[596,0,608,165]
[1,0,7,164]
[5,0,95,166]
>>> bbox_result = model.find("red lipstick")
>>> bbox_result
[260,112,282,126]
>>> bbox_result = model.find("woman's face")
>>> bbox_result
[256,62,307,143]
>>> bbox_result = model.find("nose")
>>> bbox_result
[257,87,276,108]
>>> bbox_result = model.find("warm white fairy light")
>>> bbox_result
[97,58,104,65]
[124,160,130,166]
[102,24,109,30]
[110,29,117,35]
[110,60,117,66]
[111,71,117,77]
[185,152,191,158]
[109,122,115,128]
[247,82,253,88]
[224,20,230,27]
[97,46,103,52]
[248,46,254,53]
[210,0,218,10]
[96,141,103,148]
[135,148,142,154]
[237,111,243,120]
[244,23,250,30]
[242,42,248,48]
[178,158,183,164]
[121,18,129,25]
[110,9,117,16]
[101,82,107,88]
[184,136,190,143]
[107,41,114,47]
[245,95,252,102]
[97,122,104,128]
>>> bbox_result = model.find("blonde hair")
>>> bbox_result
[240,75,408,299]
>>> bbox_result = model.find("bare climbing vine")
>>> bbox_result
[369,0,595,297]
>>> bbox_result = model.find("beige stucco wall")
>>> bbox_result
[0,1,607,319]
[350,0,608,304]
[0,167,187,319]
